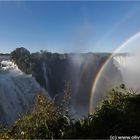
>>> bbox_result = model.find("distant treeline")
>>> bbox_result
[0,53,10,56]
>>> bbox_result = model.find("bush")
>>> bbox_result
[1,84,140,139]
[0,92,71,139]
[63,84,140,139]
[0,82,72,139]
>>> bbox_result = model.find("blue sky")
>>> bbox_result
[0,1,140,53]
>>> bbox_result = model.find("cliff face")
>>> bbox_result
[11,48,123,117]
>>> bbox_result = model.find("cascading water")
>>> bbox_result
[42,62,49,89]
[0,59,49,126]
[114,54,140,89]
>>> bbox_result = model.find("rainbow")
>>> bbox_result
[89,32,140,114]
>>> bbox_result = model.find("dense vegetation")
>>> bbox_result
[0,84,140,139]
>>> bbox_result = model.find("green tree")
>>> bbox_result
[63,84,140,139]
[1,85,140,139]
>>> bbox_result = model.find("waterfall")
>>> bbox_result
[42,62,49,89]
[0,60,50,126]
[113,55,127,70]
[113,53,140,89]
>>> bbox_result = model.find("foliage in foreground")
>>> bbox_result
[64,85,140,138]
[1,84,140,139]
[0,93,71,139]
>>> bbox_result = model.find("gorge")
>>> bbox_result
[0,47,126,125]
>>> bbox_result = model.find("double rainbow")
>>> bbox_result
[89,32,140,114]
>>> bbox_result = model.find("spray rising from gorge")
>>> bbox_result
[9,48,124,119]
